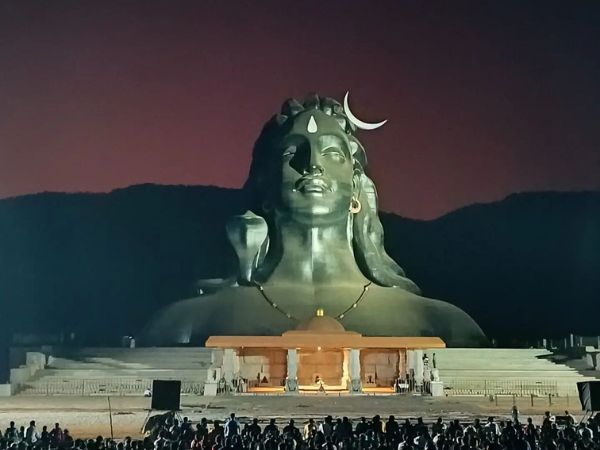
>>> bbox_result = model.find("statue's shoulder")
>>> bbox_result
[366,285,464,313]
[141,285,269,345]
[413,292,487,346]
[200,284,271,306]
[364,284,430,308]
[357,285,486,345]
[176,284,262,305]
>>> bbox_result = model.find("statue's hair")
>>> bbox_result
[243,94,420,294]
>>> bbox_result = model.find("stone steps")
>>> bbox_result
[39,368,209,377]
[430,348,598,396]
[47,359,210,370]
[16,347,600,397]
[16,347,213,396]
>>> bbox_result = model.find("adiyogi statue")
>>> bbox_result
[142,93,486,347]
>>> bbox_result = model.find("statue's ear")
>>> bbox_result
[352,170,363,197]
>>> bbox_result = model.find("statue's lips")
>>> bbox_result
[294,177,332,194]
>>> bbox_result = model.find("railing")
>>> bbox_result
[18,376,560,398]
[18,378,205,396]
[181,381,205,395]
[443,379,558,397]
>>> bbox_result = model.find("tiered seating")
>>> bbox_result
[18,347,213,396]
[432,348,598,396]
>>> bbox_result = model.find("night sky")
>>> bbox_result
[1,1,599,219]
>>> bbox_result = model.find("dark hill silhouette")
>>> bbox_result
[0,185,598,353]
[381,191,599,343]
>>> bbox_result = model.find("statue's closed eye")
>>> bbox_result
[322,146,346,162]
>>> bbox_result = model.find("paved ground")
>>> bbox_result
[0,395,580,439]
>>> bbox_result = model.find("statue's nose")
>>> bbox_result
[292,140,325,176]
[306,143,326,174]
[303,164,324,176]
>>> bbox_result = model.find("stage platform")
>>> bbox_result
[9,346,599,397]
[245,385,395,395]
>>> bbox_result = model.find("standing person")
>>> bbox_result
[224,414,240,438]
[564,411,576,426]
[282,419,301,442]
[319,416,334,438]
[511,406,520,425]
[401,419,414,441]
[208,420,224,445]
[385,416,400,444]
[524,418,538,450]
[355,418,369,437]
[196,419,209,440]
[339,417,353,441]
[371,416,383,436]
[422,354,430,383]
[40,426,49,446]
[464,419,482,441]
[263,419,279,438]
[414,418,428,438]
[484,417,499,438]
[25,420,39,444]
[432,418,445,437]
[304,419,317,441]
[4,421,18,443]
[542,412,554,431]
[63,429,74,447]
[181,417,192,433]
[172,419,184,441]
[447,420,463,439]
[50,423,64,447]
[248,419,262,440]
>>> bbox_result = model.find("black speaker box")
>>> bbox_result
[151,380,181,410]
[577,381,600,411]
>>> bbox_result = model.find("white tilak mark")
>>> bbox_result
[307,115,318,133]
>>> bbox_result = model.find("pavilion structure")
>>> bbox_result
[204,309,445,395]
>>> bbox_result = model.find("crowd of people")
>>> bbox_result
[1,410,600,450]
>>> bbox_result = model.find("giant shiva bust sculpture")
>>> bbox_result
[142,94,486,347]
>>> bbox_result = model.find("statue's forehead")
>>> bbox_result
[287,110,345,137]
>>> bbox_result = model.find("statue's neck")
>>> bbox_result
[257,216,368,286]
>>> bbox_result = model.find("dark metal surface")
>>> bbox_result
[142,95,486,347]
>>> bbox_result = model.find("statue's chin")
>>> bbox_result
[279,213,349,227]
[276,203,350,225]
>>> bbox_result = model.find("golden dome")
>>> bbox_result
[295,311,346,333]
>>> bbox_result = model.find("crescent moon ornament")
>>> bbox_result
[343,91,387,130]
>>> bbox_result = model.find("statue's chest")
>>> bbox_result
[245,284,372,322]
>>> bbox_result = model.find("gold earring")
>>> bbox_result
[349,197,361,214]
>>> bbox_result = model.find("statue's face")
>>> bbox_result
[271,110,355,223]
